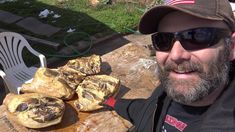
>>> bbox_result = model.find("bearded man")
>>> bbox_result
[103,0,235,131]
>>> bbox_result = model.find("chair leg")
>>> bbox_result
[0,80,8,104]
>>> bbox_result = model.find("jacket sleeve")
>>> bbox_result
[113,86,164,124]
[113,98,147,124]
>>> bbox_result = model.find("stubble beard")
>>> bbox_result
[157,47,230,105]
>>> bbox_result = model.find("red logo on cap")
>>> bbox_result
[164,0,195,5]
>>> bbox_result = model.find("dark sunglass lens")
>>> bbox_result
[152,33,174,51]
[194,28,213,43]
[180,28,218,50]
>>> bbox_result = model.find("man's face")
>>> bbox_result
[156,12,232,104]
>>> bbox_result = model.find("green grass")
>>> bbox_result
[0,0,145,37]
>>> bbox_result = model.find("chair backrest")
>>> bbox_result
[0,32,47,94]
[0,32,43,71]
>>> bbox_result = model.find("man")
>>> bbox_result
[103,0,235,131]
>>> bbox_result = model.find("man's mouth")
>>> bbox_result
[169,69,198,79]
[163,62,203,79]
[173,69,195,74]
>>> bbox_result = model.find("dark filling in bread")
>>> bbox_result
[59,68,84,89]
[32,107,61,123]
[81,90,101,101]
[16,103,28,112]
[16,97,64,123]
[67,57,100,75]
[82,77,117,93]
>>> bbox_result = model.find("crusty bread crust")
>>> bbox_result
[66,54,101,75]
[21,68,74,100]
[3,93,65,128]
[58,66,86,90]
[74,75,120,111]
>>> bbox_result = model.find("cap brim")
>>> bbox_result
[139,5,222,34]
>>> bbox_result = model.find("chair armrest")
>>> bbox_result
[26,47,47,68]
[0,70,6,79]
[39,54,47,68]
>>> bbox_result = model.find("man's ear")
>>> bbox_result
[229,32,235,61]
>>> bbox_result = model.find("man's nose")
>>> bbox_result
[169,40,191,64]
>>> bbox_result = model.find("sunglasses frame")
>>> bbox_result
[151,27,231,51]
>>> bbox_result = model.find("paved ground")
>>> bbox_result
[0,10,61,37]
[0,10,152,104]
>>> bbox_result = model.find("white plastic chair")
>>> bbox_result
[0,32,47,94]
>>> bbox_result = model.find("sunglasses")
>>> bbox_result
[151,27,231,51]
